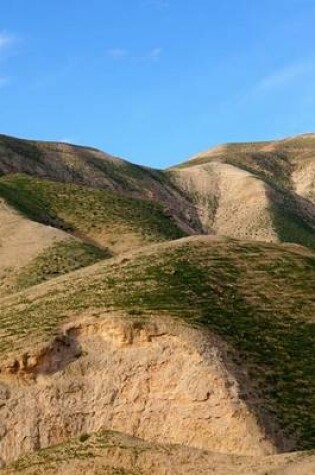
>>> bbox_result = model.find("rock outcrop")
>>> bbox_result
[0,316,279,465]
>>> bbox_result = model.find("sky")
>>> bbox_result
[1,0,315,168]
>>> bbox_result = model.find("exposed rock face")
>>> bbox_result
[0,316,279,465]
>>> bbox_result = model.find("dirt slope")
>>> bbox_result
[177,133,315,201]
[0,315,278,465]
[0,198,109,297]
[0,134,201,235]
[0,235,314,465]
[169,162,277,240]
[0,198,68,271]
[170,134,315,249]
[0,134,315,473]
[3,430,315,475]
[1,133,315,250]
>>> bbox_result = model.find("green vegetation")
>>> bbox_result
[271,203,315,251]
[0,134,45,166]
[0,238,314,449]
[175,149,294,191]
[0,134,187,204]
[5,430,152,473]
[174,137,315,194]
[13,240,110,292]
[0,174,186,244]
[1,134,315,456]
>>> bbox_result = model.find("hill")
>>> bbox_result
[3,430,315,475]
[0,134,201,235]
[0,133,314,473]
[176,134,315,200]
[0,236,314,466]
[0,197,109,297]
[169,134,315,247]
[1,133,315,253]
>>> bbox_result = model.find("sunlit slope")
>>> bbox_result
[1,132,315,250]
[0,236,314,451]
[0,174,186,253]
[169,134,315,249]
[174,134,315,198]
[0,134,201,234]
[3,430,315,475]
[0,197,108,297]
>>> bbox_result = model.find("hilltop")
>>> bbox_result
[1,133,315,256]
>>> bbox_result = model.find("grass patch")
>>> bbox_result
[271,203,315,251]
[175,149,294,191]
[0,174,186,245]
[13,240,110,292]
[5,430,149,473]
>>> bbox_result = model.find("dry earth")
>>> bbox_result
[2,431,315,475]
[170,162,278,241]
[0,316,279,466]
[0,134,314,474]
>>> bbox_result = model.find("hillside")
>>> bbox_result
[0,236,314,464]
[1,133,315,253]
[0,133,315,473]
[169,134,315,248]
[3,430,315,475]
[0,174,186,254]
[0,197,109,297]
[0,134,201,235]
[176,133,315,199]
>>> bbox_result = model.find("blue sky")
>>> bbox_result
[1,0,315,168]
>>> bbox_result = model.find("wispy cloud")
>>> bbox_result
[107,47,162,63]
[236,60,315,106]
[0,31,15,89]
[58,137,78,144]
[145,0,170,8]
[0,76,9,87]
[107,48,128,58]
[0,31,14,50]
[147,47,162,59]
[256,61,314,92]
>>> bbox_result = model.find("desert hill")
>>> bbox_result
[1,133,315,255]
[0,197,109,298]
[179,134,315,201]
[170,134,315,247]
[0,134,201,235]
[0,237,314,462]
[0,134,314,473]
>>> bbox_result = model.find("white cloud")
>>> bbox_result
[107,47,162,63]
[235,60,315,107]
[145,0,169,8]
[0,76,9,87]
[58,137,77,144]
[0,31,14,50]
[148,47,162,59]
[132,47,162,62]
[257,61,314,92]
[107,48,128,58]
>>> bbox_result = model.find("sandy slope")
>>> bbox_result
[170,162,278,241]
[0,199,70,273]
[2,430,315,475]
[0,199,70,269]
